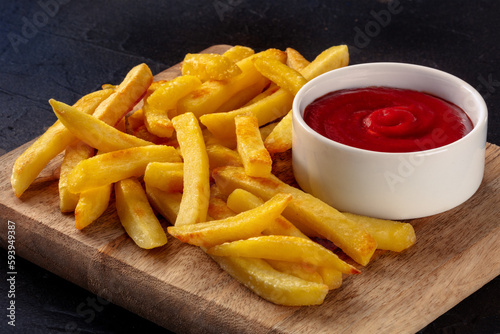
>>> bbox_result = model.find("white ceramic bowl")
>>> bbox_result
[292,62,488,220]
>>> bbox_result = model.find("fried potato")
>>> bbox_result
[143,75,202,137]
[226,188,308,239]
[58,142,94,212]
[222,45,255,63]
[207,235,360,275]
[11,89,113,197]
[92,63,153,126]
[210,255,328,306]
[253,57,308,95]
[115,178,168,249]
[266,260,324,284]
[300,44,349,81]
[342,212,416,252]
[200,88,293,141]
[235,114,272,178]
[167,193,292,248]
[144,162,184,193]
[49,99,153,152]
[205,144,242,170]
[171,112,210,226]
[67,145,181,194]
[181,53,242,81]
[212,166,377,266]
[213,80,269,114]
[286,47,310,72]
[145,184,182,225]
[176,48,284,118]
[75,183,112,230]
[264,109,293,154]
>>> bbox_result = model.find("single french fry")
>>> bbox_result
[176,48,284,118]
[253,57,308,95]
[266,260,324,284]
[171,112,210,226]
[222,45,255,63]
[235,114,272,178]
[211,255,328,306]
[342,212,416,252]
[317,267,343,290]
[200,88,293,141]
[212,166,377,266]
[125,108,145,134]
[11,89,113,197]
[143,75,202,137]
[264,109,293,154]
[226,188,308,239]
[202,128,237,149]
[75,183,112,230]
[144,162,184,193]
[181,53,242,81]
[145,184,182,225]
[167,193,292,248]
[49,99,153,152]
[67,145,181,194]
[205,144,242,170]
[58,142,94,212]
[213,79,268,114]
[206,235,360,275]
[92,63,153,126]
[286,47,310,72]
[207,196,236,221]
[115,178,168,249]
[300,44,349,81]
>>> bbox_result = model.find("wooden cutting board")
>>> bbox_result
[1,45,500,334]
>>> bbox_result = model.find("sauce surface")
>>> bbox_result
[303,86,473,153]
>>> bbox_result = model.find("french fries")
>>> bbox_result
[206,235,360,275]
[11,89,113,198]
[67,145,181,194]
[212,166,377,266]
[235,114,273,178]
[49,99,153,152]
[167,193,292,248]
[143,75,202,137]
[10,44,417,307]
[171,112,210,226]
[144,162,184,193]
[115,178,168,249]
[181,53,242,81]
[58,141,94,212]
[253,57,307,95]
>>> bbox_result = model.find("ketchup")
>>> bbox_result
[303,87,473,153]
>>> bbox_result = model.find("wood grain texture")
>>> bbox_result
[1,45,499,334]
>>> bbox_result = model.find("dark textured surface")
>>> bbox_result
[0,0,499,333]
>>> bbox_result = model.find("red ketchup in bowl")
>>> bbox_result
[303,86,473,153]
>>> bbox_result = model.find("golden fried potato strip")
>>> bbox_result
[235,114,272,178]
[92,63,153,125]
[212,166,377,266]
[207,235,360,275]
[49,99,153,152]
[58,142,94,212]
[115,178,168,249]
[167,193,292,248]
[171,112,210,226]
[11,89,113,197]
[67,145,181,194]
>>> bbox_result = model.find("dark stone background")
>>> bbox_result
[0,0,499,333]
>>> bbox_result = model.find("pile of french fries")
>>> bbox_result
[10,45,416,306]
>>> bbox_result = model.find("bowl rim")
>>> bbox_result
[292,62,488,156]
